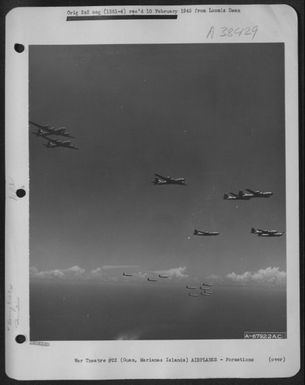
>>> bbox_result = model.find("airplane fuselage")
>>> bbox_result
[30,121,71,136]
[251,228,284,237]
[154,179,186,186]
[44,138,78,150]
[246,189,273,198]
[154,174,186,186]
[194,230,219,236]
[41,130,73,138]
[224,193,251,200]
[224,190,273,200]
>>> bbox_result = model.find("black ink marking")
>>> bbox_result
[67,15,177,21]
[206,26,215,39]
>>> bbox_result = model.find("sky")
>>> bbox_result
[29,43,286,285]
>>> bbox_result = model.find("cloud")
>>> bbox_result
[155,266,188,279]
[30,265,141,281]
[30,265,189,282]
[64,265,86,277]
[89,267,103,278]
[135,266,189,280]
[31,265,86,280]
[226,267,286,286]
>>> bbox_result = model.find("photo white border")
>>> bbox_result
[5,4,299,380]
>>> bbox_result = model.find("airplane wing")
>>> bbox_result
[29,121,49,129]
[154,173,170,181]
[58,132,73,138]
[229,192,238,197]
[51,128,61,134]
[66,143,79,150]
[246,189,257,194]
[53,128,69,135]
[40,135,55,142]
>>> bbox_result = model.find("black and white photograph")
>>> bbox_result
[29,43,286,341]
[5,4,300,380]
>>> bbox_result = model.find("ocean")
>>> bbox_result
[30,281,286,340]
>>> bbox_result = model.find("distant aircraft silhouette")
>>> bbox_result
[224,190,252,200]
[193,229,219,236]
[123,272,133,277]
[251,227,284,237]
[30,121,73,138]
[153,173,186,186]
[186,285,198,290]
[41,135,78,150]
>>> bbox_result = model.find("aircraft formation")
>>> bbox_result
[187,285,213,297]
[122,272,170,284]
[186,283,213,297]
[30,121,79,150]
[122,272,170,281]
[224,189,273,200]
[152,173,283,239]
[184,282,213,297]
[122,270,214,297]
[122,173,283,297]
[30,120,283,298]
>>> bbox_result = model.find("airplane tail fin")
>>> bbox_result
[251,227,257,234]
[153,178,159,185]
[223,194,229,199]
[193,229,198,235]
